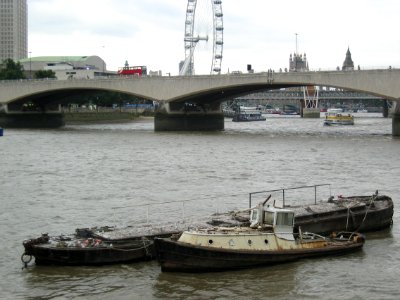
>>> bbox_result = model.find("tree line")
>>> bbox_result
[0,58,56,80]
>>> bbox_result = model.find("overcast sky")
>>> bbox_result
[28,0,400,75]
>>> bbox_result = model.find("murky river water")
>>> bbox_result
[1,113,399,299]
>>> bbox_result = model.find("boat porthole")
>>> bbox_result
[264,239,268,244]
[208,239,213,245]
[229,239,235,247]
[248,240,252,245]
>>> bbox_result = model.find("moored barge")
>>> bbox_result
[22,226,178,266]
[210,185,393,235]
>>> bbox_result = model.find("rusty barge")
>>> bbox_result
[21,226,179,266]
[210,185,393,235]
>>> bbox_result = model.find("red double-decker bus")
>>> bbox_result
[118,65,147,76]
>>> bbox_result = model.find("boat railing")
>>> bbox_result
[110,192,248,230]
[248,184,332,208]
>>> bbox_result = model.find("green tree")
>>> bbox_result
[0,58,26,80]
[34,70,56,79]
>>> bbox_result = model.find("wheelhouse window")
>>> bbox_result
[264,211,274,226]
[250,209,258,221]
[275,212,294,226]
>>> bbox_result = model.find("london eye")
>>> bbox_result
[180,0,224,76]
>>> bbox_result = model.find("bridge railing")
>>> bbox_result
[1,66,400,84]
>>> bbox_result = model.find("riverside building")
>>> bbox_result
[0,0,27,62]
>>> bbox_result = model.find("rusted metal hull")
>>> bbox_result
[220,195,393,234]
[28,244,153,266]
[22,227,180,266]
[294,196,394,234]
[154,237,364,273]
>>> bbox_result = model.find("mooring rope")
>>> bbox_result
[354,195,376,232]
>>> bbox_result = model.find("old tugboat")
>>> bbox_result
[21,226,177,267]
[154,197,365,272]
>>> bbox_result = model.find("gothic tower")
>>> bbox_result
[342,47,354,71]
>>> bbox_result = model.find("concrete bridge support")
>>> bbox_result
[302,108,321,118]
[0,113,65,128]
[0,104,65,128]
[154,102,224,131]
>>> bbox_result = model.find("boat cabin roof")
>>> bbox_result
[325,112,353,117]
[250,204,295,229]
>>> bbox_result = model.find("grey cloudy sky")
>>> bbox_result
[28,0,400,74]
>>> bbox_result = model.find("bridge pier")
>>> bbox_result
[301,88,320,118]
[0,104,64,128]
[393,114,400,136]
[302,108,321,118]
[0,112,65,128]
[154,102,224,131]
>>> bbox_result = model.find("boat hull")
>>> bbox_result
[32,246,151,266]
[232,109,266,122]
[23,238,154,266]
[294,196,394,234]
[216,195,394,235]
[324,120,354,125]
[154,237,364,273]
[232,116,266,122]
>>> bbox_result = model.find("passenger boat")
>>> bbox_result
[327,108,344,113]
[154,199,365,272]
[21,226,176,266]
[324,111,354,125]
[210,185,394,235]
[232,107,266,122]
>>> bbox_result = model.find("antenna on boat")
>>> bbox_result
[263,194,272,206]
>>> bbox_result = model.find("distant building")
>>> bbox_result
[342,47,354,71]
[18,56,114,79]
[289,53,309,72]
[149,70,163,76]
[0,0,27,61]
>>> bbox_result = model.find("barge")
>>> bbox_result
[22,226,179,266]
[210,185,393,235]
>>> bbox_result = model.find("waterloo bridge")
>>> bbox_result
[0,69,400,135]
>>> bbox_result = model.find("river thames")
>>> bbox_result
[1,113,399,299]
